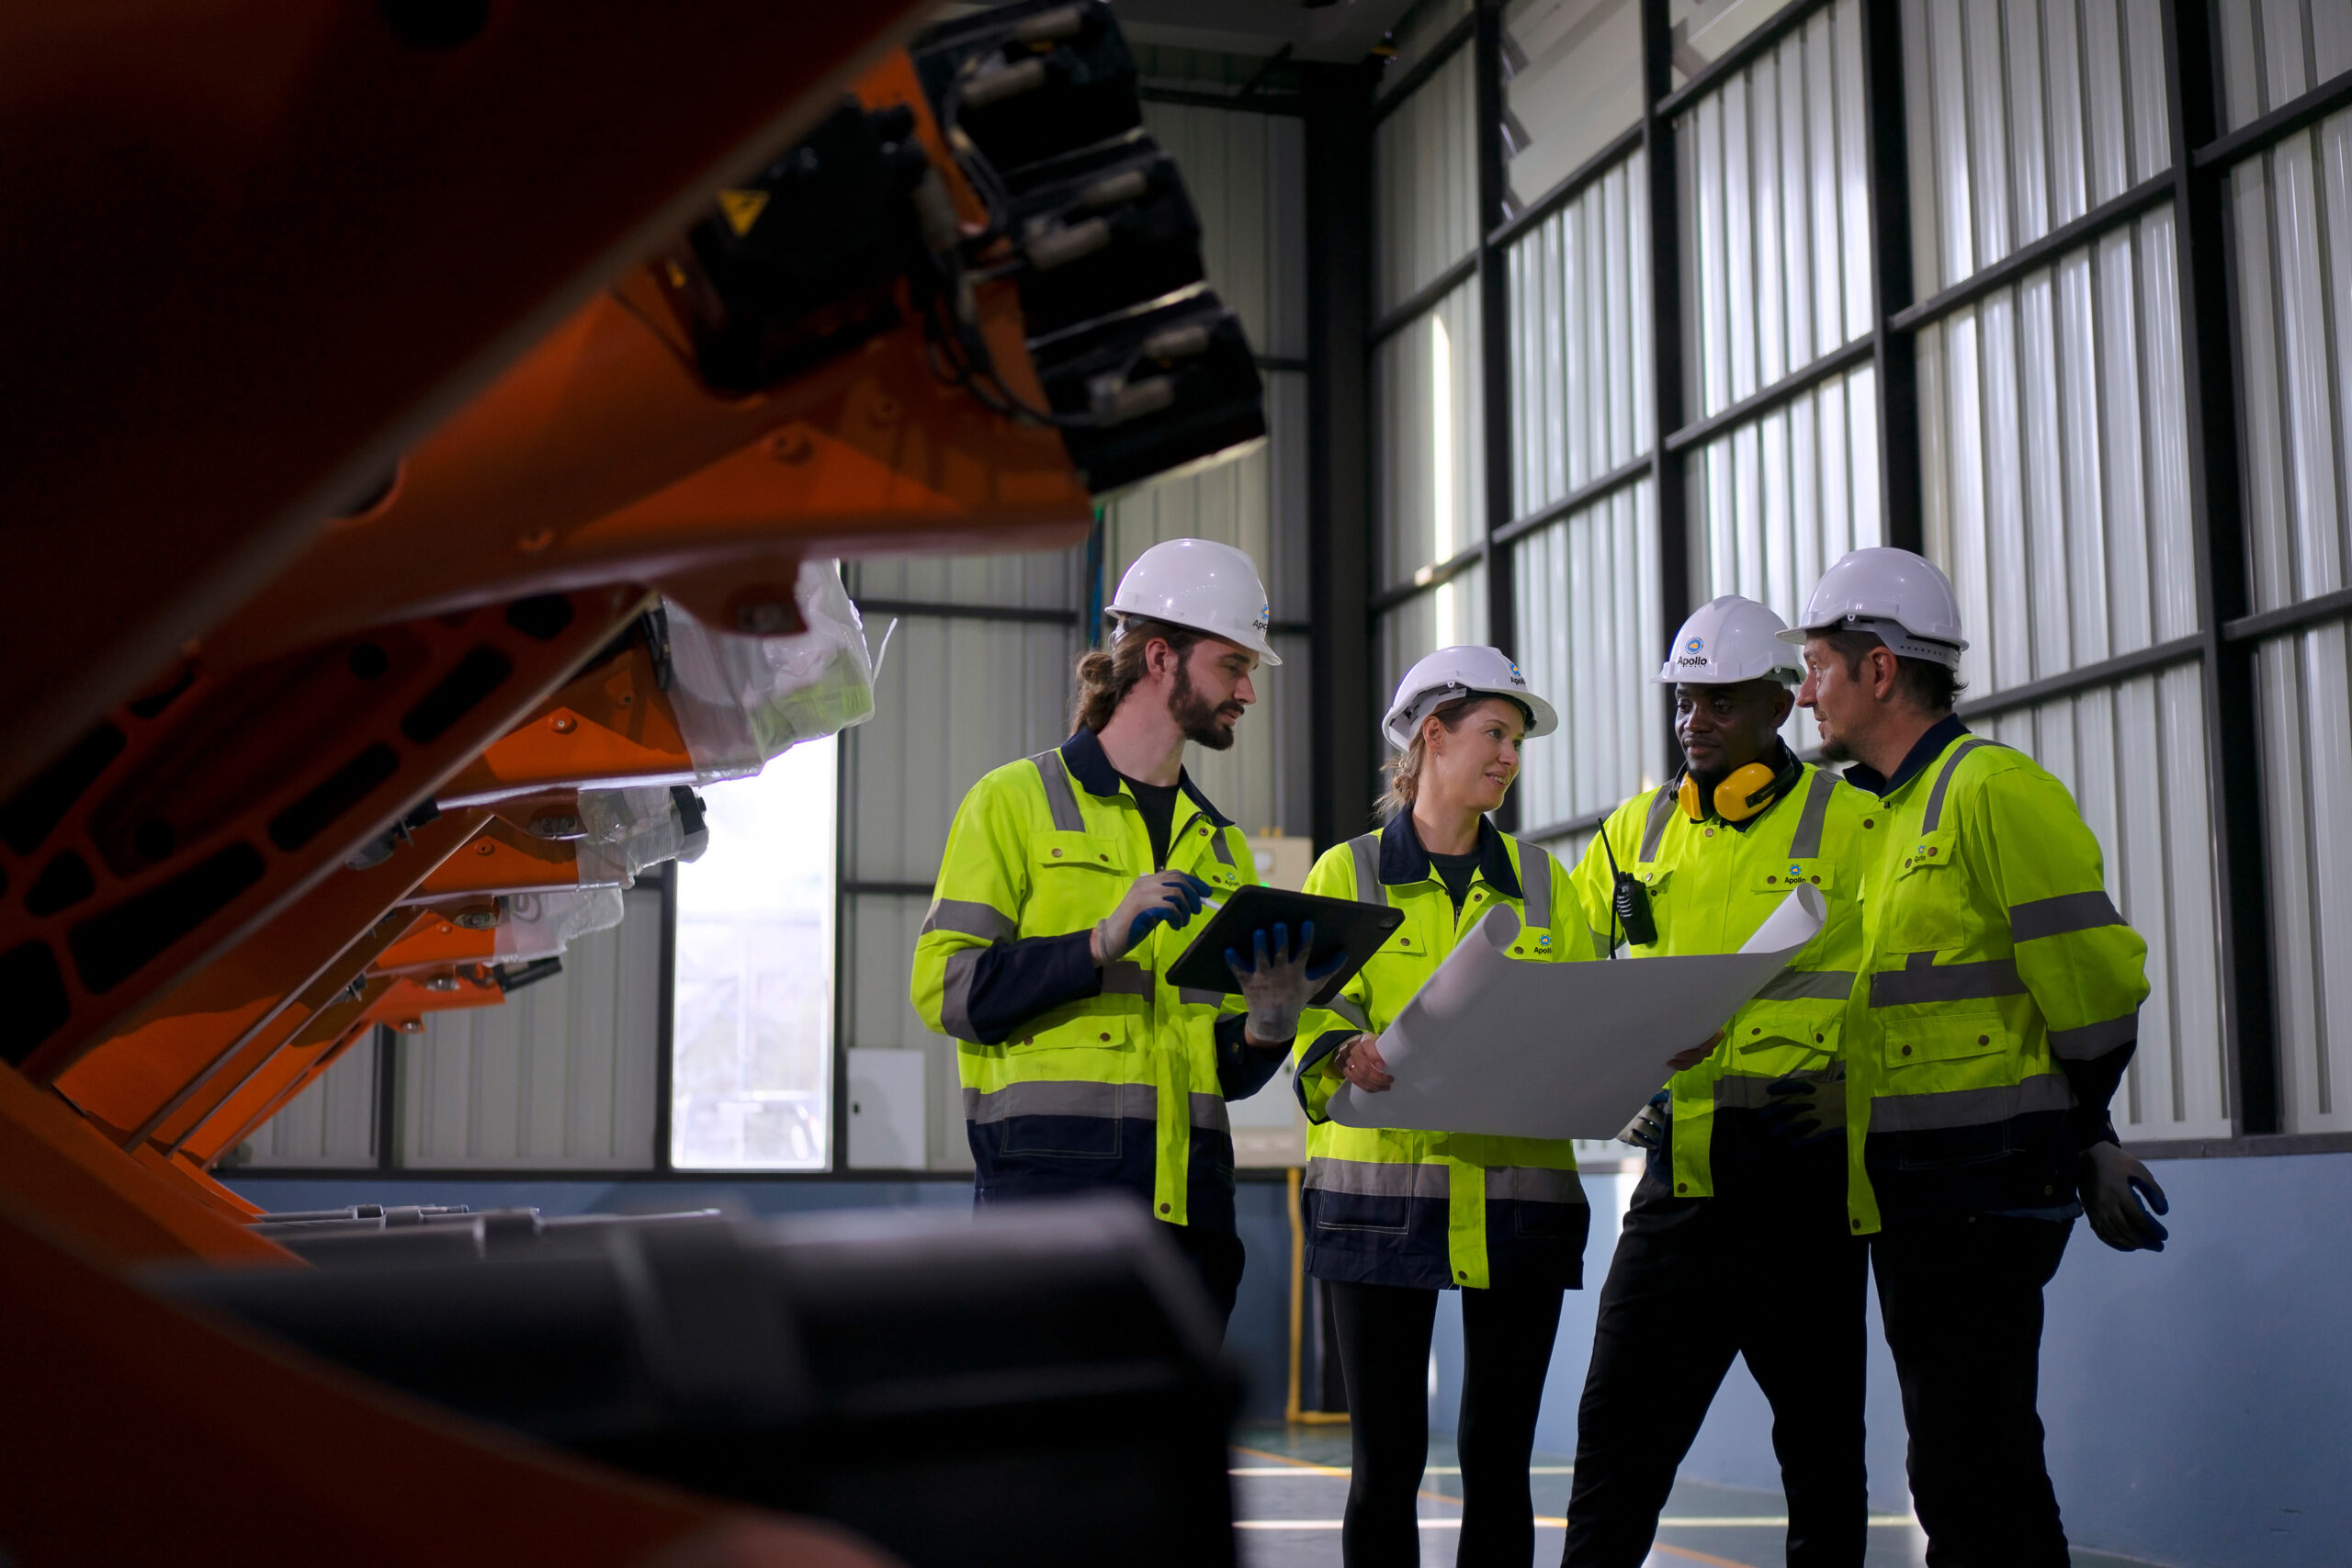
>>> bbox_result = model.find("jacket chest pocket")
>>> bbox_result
[1169,826,1245,894]
[1883,829,1961,954]
[1030,831,1131,918]
[1755,860,1832,895]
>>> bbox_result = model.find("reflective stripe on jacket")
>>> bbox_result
[1289,813,1597,1292]
[1570,762,1874,1217]
[1844,734,2150,1232]
[910,728,1261,1230]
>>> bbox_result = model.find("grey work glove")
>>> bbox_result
[1619,1090,1669,1150]
[1092,871,1211,964]
[2079,1142,2170,1253]
[1224,921,1345,1044]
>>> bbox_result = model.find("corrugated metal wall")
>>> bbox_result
[401,884,664,1168]
[244,1032,378,1168]
[1508,153,1653,518]
[1691,364,1883,623]
[1376,48,1482,315]
[1511,482,1665,834]
[1903,0,2225,1141]
[1108,100,1315,840]
[1978,671,2229,1140]
[2226,0,2352,1134]
[1503,0,1644,209]
[1504,148,1662,840]
[842,557,1085,1170]
[1682,0,1874,423]
[2219,0,2352,132]
[1375,282,1488,591]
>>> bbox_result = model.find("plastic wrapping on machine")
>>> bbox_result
[572,785,686,888]
[666,561,876,784]
[494,886,627,961]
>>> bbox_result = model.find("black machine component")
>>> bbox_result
[1031,294,1264,496]
[910,0,1140,175]
[908,0,1267,497]
[165,1201,1239,1567]
[655,98,933,393]
[490,954,562,993]
[1005,141,1204,338]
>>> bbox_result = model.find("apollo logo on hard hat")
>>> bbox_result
[1254,605,1271,632]
[1508,660,1525,685]
[1676,634,1711,670]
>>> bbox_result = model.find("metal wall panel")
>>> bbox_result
[2256,619,2352,1134]
[1376,280,1487,587]
[1692,365,1884,624]
[1977,664,2229,1139]
[1383,0,1478,97]
[1668,0,1800,81]
[2220,0,2352,131]
[1904,0,2172,300]
[1140,104,1310,361]
[1917,213,2196,694]
[1374,45,1482,313]
[2229,106,2352,612]
[1110,371,1311,623]
[1680,0,1873,421]
[1511,482,1667,833]
[1376,565,1491,724]
[1503,0,1645,209]
[243,1032,378,1168]
[844,552,1081,613]
[1507,151,1653,520]
[842,611,1082,885]
[843,896,973,1170]
[401,886,663,1168]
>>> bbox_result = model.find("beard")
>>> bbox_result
[1170,660,1240,750]
[1815,730,1856,764]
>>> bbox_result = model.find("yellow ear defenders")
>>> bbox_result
[1678,749,1804,824]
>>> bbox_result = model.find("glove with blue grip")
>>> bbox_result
[1754,1068,1845,1150]
[1225,921,1347,1044]
[1092,871,1212,964]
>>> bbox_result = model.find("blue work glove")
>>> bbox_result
[1755,1070,1845,1150]
[1618,1090,1669,1150]
[1224,921,1347,1044]
[2080,1142,2170,1252]
[1092,871,1212,964]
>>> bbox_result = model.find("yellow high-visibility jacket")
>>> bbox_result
[1842,722,2150,1232]
[910,726,1277,1230]
[1570,758,1876,1219]
[1289,814,1597,1292]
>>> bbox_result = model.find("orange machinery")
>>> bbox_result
[4,5,1267,1562]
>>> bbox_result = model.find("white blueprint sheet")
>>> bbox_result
[1325,885,1826,1141]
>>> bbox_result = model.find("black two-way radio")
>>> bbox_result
[1596,822,1657,953]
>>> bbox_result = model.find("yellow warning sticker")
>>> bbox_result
[717,188,769,237]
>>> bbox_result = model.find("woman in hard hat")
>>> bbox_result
[1288,647,1597,1568]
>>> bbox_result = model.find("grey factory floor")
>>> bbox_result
[1228,1424,2159,1568]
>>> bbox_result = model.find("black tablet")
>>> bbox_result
[1163,885,1404,1005]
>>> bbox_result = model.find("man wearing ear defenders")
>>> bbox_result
[1558,594,1879,1568]
[1788,547,2160,1568]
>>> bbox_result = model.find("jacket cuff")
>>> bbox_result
[1292,1026,1357,1125]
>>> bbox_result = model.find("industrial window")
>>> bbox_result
[670,734,838,1170]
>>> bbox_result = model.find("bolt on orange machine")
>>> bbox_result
[5,6,1263,1565]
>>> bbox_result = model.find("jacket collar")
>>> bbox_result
[1842,712,1971,799]
[1060,727,1234,829]
[1376,809,1522,900]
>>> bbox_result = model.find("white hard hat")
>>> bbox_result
[1382,646,1559,750]
[1654,595,1804,685]
[1107,537,1282,665]
[1776,546,1970,669]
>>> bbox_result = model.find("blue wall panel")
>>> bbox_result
[1427,1156,2352,1565]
